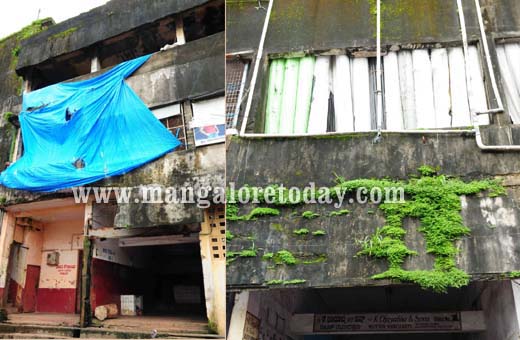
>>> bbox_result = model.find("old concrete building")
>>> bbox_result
[0,0,225,338]
[226,1,520,339]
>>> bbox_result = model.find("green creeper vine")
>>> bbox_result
[329,209,350,217]
[227,166,505,292]
[509,271,520,279]
[356,166,505,293]
[302,211,320,219]
[293,228,309,236]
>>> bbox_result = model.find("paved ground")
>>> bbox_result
[4,312,210,335]
[6,314,79,328]
[100,314,209,334]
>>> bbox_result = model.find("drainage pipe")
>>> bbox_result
[239,0,274,136]
[458,0,520,150]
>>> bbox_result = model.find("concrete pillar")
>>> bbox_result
[0,212,16,306]
[80,201,93,328]
[175,17,186,45]
[227,291,250,340]
[182,101,195,148]
[91,56,101,73]
[199,205,226,335]
[477,280,520,340]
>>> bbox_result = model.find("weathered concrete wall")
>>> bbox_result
[0,142,224,230]
[226,132,520,289]
[16,0,212,70]
[227,0,520,131]
[0,19,53,170]
[226,0,520,54]
[68,32,225,107]
[128,32,224,107]
[0,33,225,219]
[107,142,225,228]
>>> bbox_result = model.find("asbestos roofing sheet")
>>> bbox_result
[504,43,520,124]
[308,56,330,134]
[412,49,436,128]
[332,55,355,132]
[279,58,300,134]
[497,45,520,124]
[448,47,472,127]
[467,46,489,126]
[397,50,417,129]
[351,57,371,131]
[431,48,452,128]
[294,56,315,133]
[264,59,285,133]
[383,52,404,130]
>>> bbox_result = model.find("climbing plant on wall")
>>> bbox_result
[355,166,505,293]
[227,166,505,292]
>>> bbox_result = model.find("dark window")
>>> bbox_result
[160,115,185,147]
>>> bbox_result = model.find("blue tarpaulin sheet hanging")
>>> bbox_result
[0,54,181,192]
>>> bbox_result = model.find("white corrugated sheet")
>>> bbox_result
[308,56,330,134]
[497,43,520,124]
[333,55,355,132]
[263,46,490,134]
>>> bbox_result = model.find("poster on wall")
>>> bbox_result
[191,97,225,147]
[193,124,225,146]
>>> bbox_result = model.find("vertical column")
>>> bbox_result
[227,291,250,340]
[479,0,511,126]
[80,201,93,328]
[199,205,226,335]
[182,101,195,148]
[91,56,101,73]
[0,212,15,306]
[175,17,186,45]
[478,281,520,339]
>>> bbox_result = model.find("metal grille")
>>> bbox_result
[226,58,249,129]
[160,115,186,147]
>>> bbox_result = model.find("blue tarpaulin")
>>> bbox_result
[0,54,181,192]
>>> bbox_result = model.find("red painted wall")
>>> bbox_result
[23,265,40,313]
[91,258,145,311]
[7,279,18,304]
[36,288,76,313]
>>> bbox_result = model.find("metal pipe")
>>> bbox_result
[474,0,504,110]
[240,129,475,139]
[454,0,520,150]
[456,0,475,124]
[375,0,383,136]
[468,0,520,150]
[239,0,274,136]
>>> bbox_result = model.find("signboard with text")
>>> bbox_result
[313,313,462,333]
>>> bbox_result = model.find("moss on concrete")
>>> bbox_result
[48,27,78,40]
[357,167,505,293]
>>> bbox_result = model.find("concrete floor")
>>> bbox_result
[6,313,79,327]
[101,315,209,334]
[5,313,209,334]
